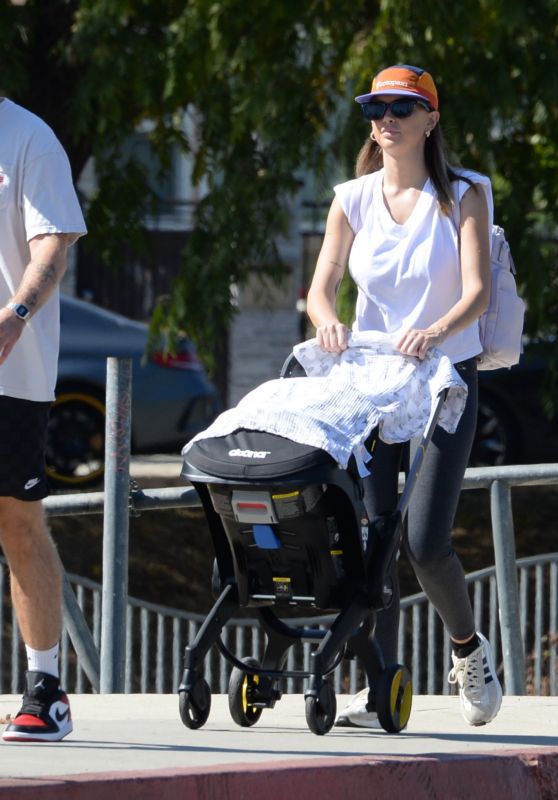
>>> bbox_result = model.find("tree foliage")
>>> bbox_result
[2,0,558,371]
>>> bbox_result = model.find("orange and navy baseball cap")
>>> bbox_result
[355,64,438,110]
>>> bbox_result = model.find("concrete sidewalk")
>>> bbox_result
[0,694,556,798]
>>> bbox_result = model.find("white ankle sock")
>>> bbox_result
[25,644,60,679]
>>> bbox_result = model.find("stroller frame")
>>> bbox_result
[178,354,447,735]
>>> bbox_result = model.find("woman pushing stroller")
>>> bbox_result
[306,64,502,728]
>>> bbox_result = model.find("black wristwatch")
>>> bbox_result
[6,302,30,323]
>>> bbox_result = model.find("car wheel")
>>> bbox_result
[470,392,520,467]
[46,386,106,490]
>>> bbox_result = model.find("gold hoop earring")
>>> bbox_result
[370,131,376,141]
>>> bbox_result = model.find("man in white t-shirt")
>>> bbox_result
[0,97,86,742]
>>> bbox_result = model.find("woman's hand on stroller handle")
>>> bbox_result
[395,325,446,360]
[308,329,454,371]
[316,321,350,352]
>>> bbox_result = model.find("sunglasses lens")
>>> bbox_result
[391,100,416,118]
[360,102,386,121]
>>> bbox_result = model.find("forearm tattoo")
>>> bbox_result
[25,261,60,311]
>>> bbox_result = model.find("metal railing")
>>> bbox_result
[42,460,558,697]
[3,552,557,696]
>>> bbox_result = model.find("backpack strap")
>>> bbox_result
[449,178,462,242]
[451,171,495,238]
[491,225,517,275]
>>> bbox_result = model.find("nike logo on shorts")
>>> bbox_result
[24,477,40,491]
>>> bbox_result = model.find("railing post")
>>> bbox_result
[100,357,132,693]
[490,479,525,694]
[61,570,100,691]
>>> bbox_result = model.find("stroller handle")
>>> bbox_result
[280,351,305,378]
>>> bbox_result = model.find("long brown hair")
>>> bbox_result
[354,123,474,215]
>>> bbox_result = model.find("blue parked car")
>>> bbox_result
[46,295,220,489]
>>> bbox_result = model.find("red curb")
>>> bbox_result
[1,749,557,800]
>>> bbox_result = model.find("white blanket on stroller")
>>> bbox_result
[183,332,468,471]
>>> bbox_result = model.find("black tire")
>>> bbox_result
[305,681,336,736]
[46,386,106,489]
[471,392,520,467]
[376,664,413,733]
[228,657,264,727]
[179,677,211,729]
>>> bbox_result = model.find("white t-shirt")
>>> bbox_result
[334,167,494,364]
[0,99,87,401]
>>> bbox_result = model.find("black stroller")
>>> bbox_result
[177,350,447,735]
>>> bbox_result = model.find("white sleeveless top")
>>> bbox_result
[334,167,493,364]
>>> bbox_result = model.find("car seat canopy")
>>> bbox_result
[183,428,336,480]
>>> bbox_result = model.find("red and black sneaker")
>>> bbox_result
[3,671,73,742]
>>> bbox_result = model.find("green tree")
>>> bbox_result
[2,0,557,376]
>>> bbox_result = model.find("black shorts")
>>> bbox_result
[0,395,51,501]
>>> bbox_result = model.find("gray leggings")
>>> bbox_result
[363,358,478,663]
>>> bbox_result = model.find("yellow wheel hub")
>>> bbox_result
[241,673,259,713]
[389,668,412,729]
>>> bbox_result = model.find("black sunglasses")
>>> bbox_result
[360,98,432,121]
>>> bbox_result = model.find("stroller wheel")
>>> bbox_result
[305,681,336,736]
[376,664,413,733]
[228,657,264,727]
[179,677,211,729]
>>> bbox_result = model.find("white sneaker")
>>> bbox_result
[334,687,381,729]
[448,632,503,726]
